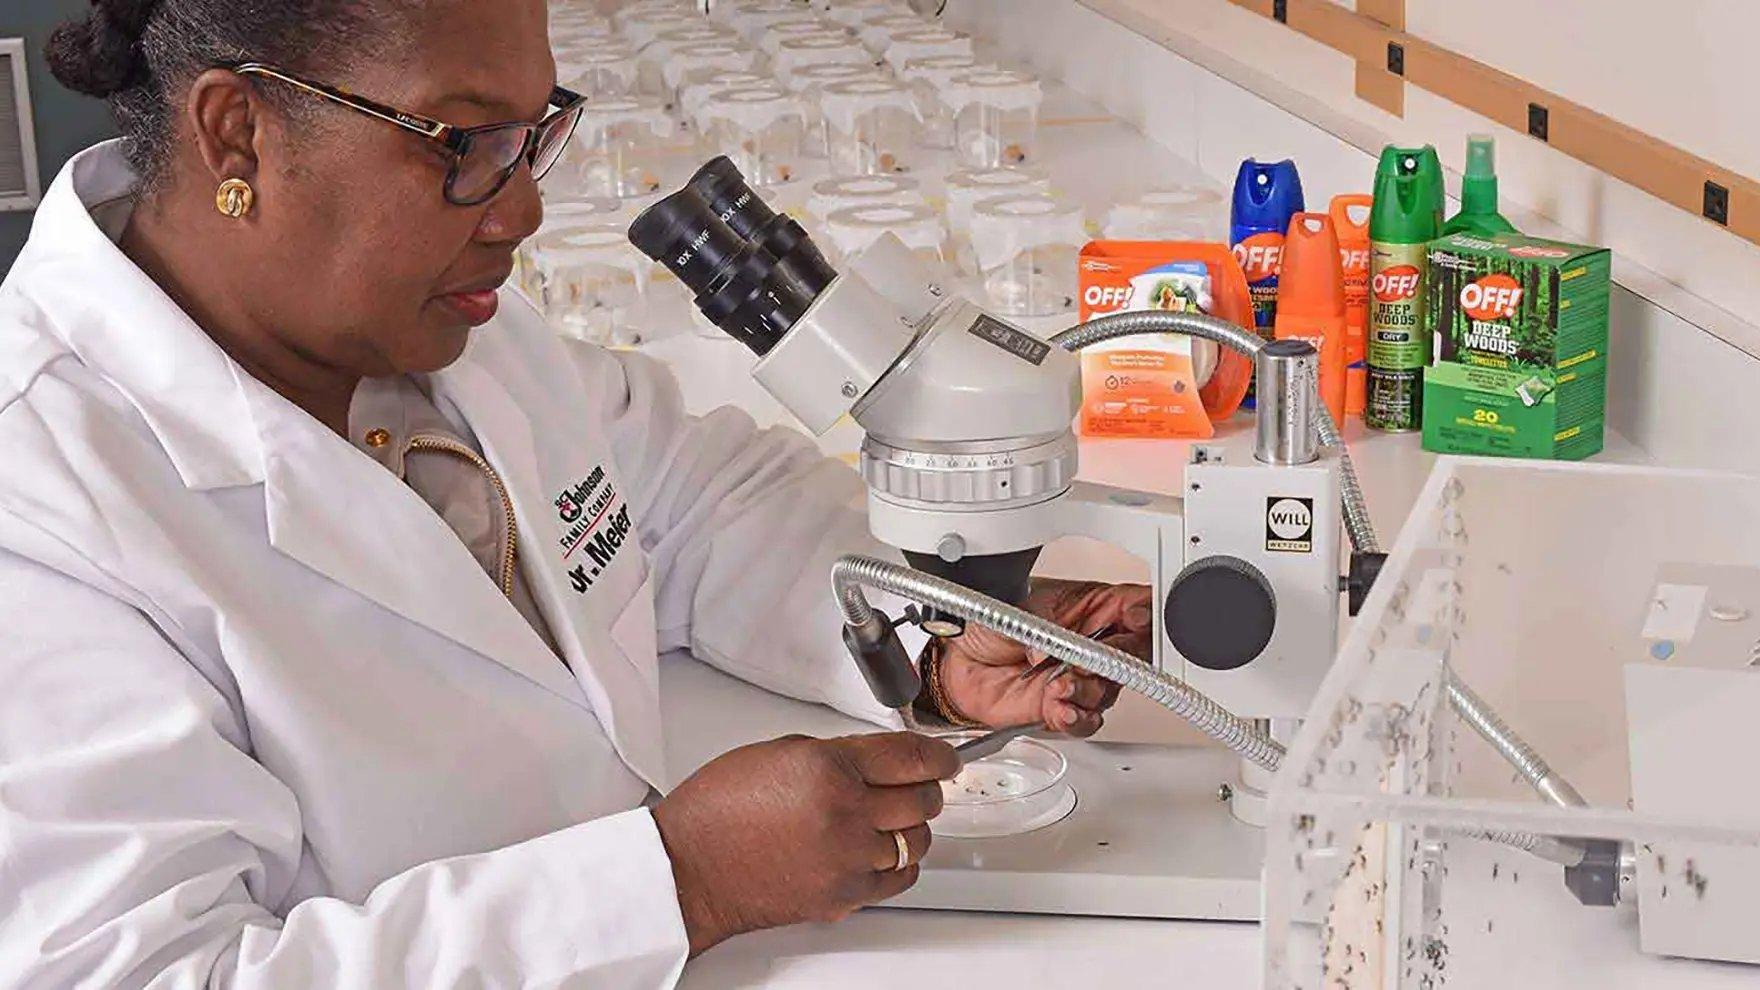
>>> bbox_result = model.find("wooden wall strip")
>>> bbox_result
[1356,0,1405,31]
[1220,0,1758,244]
[1353,0,1406,116]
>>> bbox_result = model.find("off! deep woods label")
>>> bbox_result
[1365,241,1426,430]
[1420,232,1611,460]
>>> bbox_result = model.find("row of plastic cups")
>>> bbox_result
[691,67,1042,183]
[555,8,1043,170]
[789,166,1084,318]
[563,4,962,102]
[518,179,1229,347]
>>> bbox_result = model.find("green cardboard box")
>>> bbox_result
[1421,231,1611,460]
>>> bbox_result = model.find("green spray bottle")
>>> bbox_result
[1365,145,1444,432]
[1442,135,1518,237]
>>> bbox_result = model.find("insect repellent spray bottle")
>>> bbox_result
[1329,193,1373,417]
[1366,145,1443,431]
[1231,159,1306,338]
[1274,213,1348,425]
[1441,135,1517,237]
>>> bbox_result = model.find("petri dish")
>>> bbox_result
[933,730,1077,839]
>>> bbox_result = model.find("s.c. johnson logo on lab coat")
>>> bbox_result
[556,466,633,594]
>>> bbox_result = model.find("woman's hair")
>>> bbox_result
[46,0,405,188]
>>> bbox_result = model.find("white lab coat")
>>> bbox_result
[0,142,907,988]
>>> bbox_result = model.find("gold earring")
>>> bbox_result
[215,178,254,219]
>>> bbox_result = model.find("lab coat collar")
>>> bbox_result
[9,141,264,490]
[246,357,597,717]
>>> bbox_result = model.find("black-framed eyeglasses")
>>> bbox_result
[231,62,586,207]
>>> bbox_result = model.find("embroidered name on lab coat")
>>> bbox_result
[555,467,633,594]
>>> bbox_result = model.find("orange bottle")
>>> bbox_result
[1329,194,1373,417]
[1273,213,1348,425]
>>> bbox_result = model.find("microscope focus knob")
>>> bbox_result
[1164,555,1277,671]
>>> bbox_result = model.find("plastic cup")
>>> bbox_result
[824,201,949,271]
[567,97,674,200]
[1103,187,1227,242]
[949,68,1044,169]
[699,85,808,187]
[820,77,921,176]
[969,192,1086,317]
[943,166,1051,274]
[806,174,927,226]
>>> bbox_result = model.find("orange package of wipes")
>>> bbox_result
[1077,241,1255,438]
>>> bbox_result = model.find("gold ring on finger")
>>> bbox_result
[891,829,911,872]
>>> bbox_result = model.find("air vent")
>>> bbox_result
[0,39,43,212]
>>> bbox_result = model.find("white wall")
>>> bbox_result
[948,0,1760,472]
[1404,0,1759,183]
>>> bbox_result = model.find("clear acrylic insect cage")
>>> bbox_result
[1265,458,1760,989]
[820,78,922,175]
[949,68,1044,169]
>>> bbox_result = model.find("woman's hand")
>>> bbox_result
[652,731,959,956]
[934,579,1153,736]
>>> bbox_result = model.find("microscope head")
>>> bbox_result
[630,159,1082,619]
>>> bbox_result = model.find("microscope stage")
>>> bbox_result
[659,653,1266,922]
[898,740,1263,920]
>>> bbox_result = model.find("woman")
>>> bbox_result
[0,0,1150,985]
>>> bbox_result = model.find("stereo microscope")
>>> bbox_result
[629,158,1616,919]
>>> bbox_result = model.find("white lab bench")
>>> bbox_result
[615,68,1652,990]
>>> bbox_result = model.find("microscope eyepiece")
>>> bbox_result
[626,186,749,296]
[686,156,776,242]
[628,159,838,357]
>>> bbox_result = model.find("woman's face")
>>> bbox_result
[244,0,555,378]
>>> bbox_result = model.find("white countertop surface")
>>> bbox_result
[680,907,1256,989]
